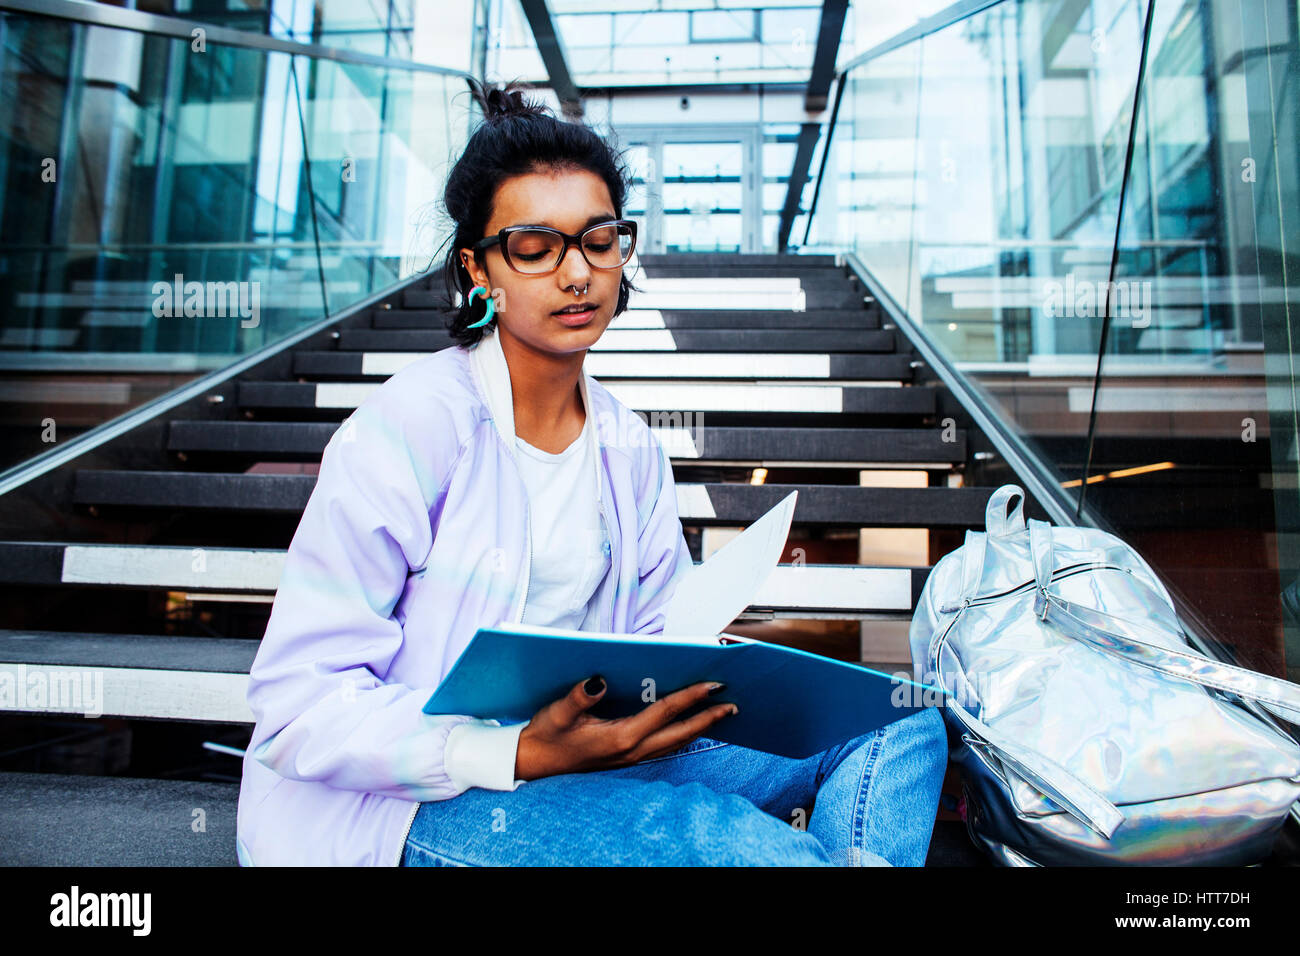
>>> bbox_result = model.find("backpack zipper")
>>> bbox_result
[930,562,1133,678]
[938,562,1132,614]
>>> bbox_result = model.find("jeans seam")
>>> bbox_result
[403,836,480,867]
[850,730,886,865]
[634,740,730,764]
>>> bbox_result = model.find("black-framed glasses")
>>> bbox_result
[474,219,637,275]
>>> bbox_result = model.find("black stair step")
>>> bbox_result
[168,421,965,464]
[403,286,865,312]
[338,328,897,353]
[168,420,339,455]
[681,484,1029,527]
[290,350,914,381]
[686,426,965,463]
[0,629,259,673]
[402,288,456,310]
[372,308,452,328]
[71,473,1008,527]
[633,265,849,281]
[636,253,839,267]
[373,307,882,330]
[0,772,239,866]
[236,380,937,415]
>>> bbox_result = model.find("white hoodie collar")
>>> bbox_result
[467,328,603,503]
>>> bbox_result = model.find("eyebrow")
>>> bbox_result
[511,213,618,231]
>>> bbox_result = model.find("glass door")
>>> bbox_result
[623,127,761,254]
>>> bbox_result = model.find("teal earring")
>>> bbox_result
[466,285,495,329]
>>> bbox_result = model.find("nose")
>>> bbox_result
[556,240,593,290]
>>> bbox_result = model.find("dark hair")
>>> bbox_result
[441,80,636,347]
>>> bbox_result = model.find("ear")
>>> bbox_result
[459,248,489,290]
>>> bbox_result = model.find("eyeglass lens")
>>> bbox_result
[505,224,634,273]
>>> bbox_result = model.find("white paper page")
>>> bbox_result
[662,490,798,637]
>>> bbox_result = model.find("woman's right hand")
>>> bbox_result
[513,676,737,781]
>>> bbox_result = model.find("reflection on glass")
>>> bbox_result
[661,141,745,252]
[818,0,1300,684]
[0,11,465,474]
[1088,0,1300,683]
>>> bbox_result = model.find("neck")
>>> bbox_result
[496,325,586,442]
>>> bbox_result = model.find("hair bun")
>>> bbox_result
[486,87,522,115]
[474,80,549,122]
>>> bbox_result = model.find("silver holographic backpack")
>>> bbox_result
[909,485,1300,865]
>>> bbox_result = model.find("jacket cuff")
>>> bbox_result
[443,719,528,792]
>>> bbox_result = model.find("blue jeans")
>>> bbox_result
[401,706,947,867]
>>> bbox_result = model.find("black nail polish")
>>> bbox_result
[708,682,727,695]
[584,675,605,696]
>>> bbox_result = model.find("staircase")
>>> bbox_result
[0,253,1036,866]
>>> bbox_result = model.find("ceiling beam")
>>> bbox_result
[776,122,822,253]
[806,0,849,111]
[777,0,850,251]
[518,0,583,119]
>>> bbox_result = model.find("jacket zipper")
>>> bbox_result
[394,800,420,866]
[597,457,617,633]
[517,494,532,625]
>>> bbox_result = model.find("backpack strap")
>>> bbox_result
[1028,519,1055,619]
[1036,579,1300,726]
[985,485,1027,537]
[938,658,1126,839]
[938,529,987,615]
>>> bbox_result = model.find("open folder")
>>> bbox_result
[423,490,939,759]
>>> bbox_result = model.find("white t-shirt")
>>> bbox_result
[515,409,611,630]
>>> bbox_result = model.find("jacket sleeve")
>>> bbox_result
[246,396,522,801]
[629,431,696,636]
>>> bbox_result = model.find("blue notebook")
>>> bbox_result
[423,624,939,759]
[424,490,942,759]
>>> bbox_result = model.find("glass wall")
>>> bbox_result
[1089,0,1299,682]
[0,7,470,474]
[815,0,1300,684]
[110,0,487,73]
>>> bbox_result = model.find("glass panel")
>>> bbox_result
[0,11,466,476]
[1088,0,1300,682]
[661,140,745,252]
[137,0,486,72]
[823,41,921,302]
[817,0,1300,685]
[297,61,458,316]
[822,0,1151,509]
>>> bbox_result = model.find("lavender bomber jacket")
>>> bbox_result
[236,329,695,865]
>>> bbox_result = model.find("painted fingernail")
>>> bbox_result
[584,675,605,696]
[708,682,726,695]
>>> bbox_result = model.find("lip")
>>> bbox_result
[552,302,598,326]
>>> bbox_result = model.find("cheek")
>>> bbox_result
[491,278,526,315]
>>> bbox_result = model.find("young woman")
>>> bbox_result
[236,83,948,867]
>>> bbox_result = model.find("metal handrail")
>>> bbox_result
[836,0,1005,75]
[0,268,438,498]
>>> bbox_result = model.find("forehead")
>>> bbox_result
[486,168,615,232]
